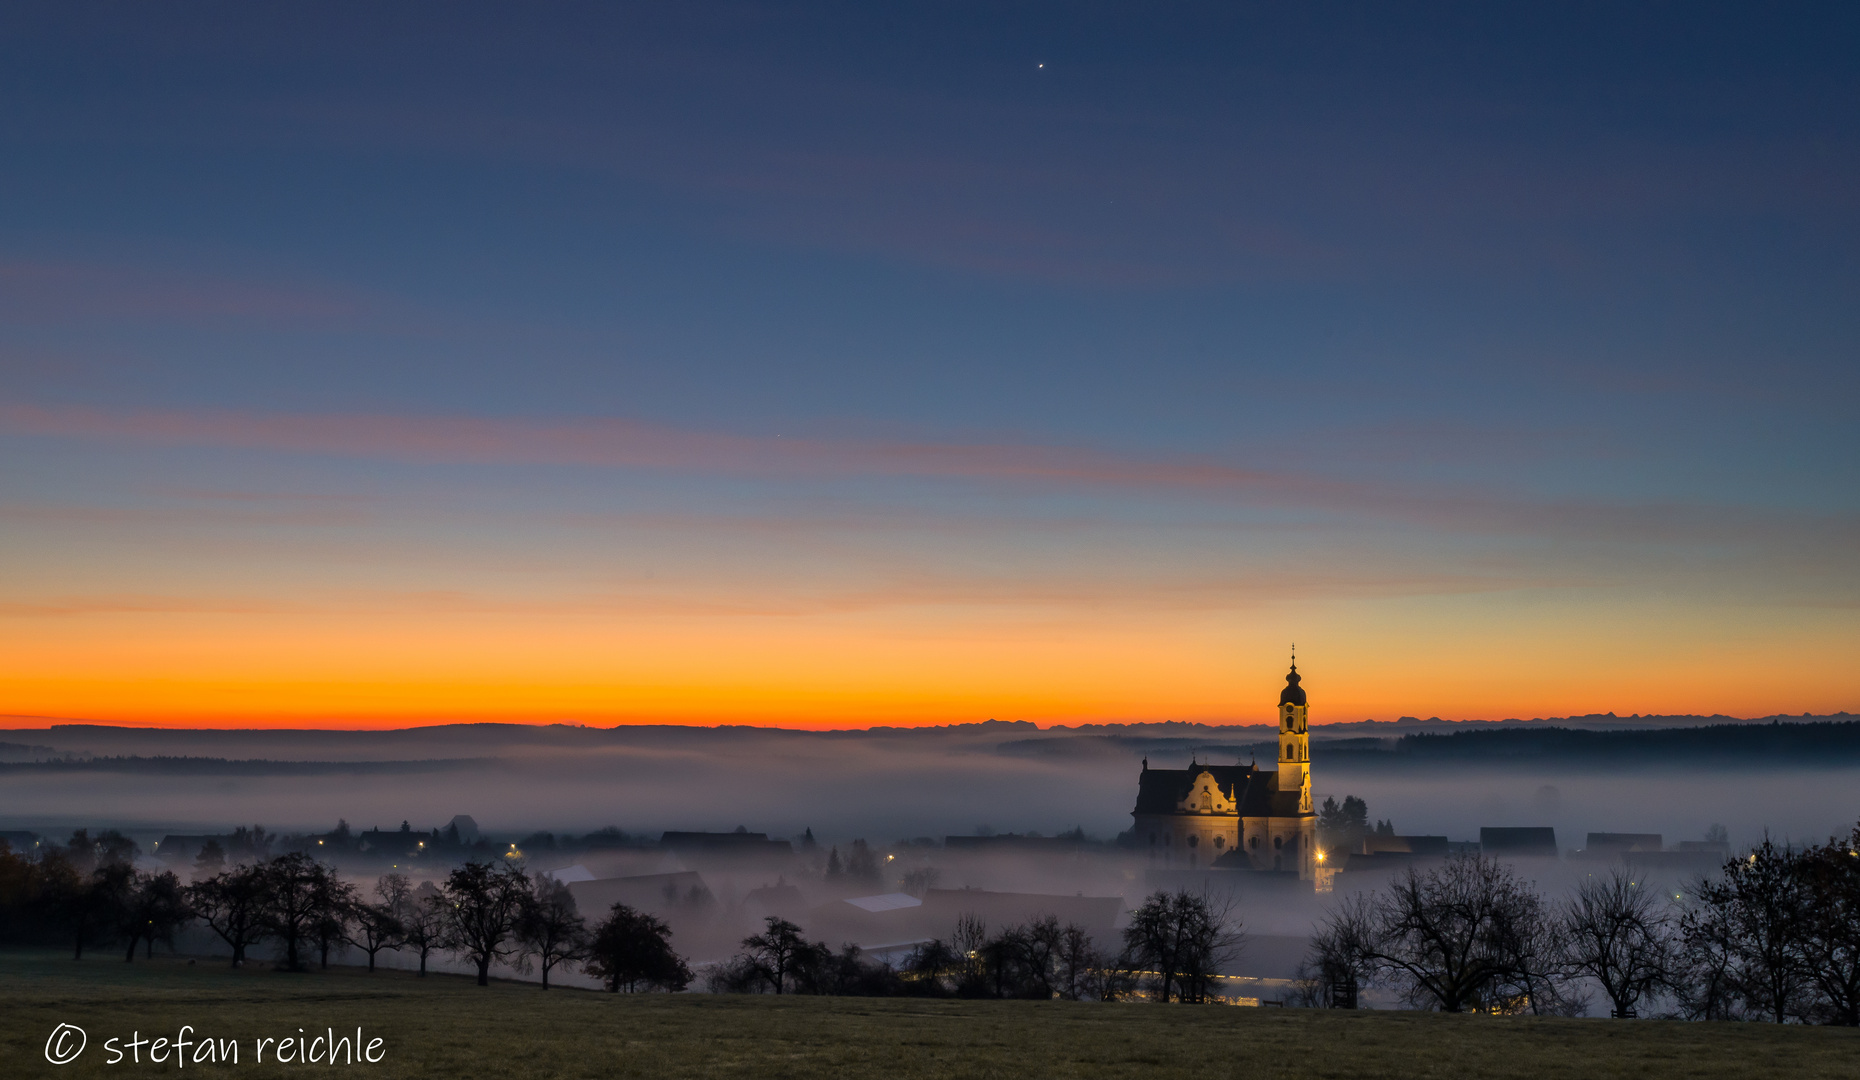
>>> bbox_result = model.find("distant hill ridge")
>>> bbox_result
[0,714,1853,770]
[996,719,1860,768]
[2,710,1851,737]
[0,755,498,774]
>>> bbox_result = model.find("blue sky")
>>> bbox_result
[1,3,1856,726]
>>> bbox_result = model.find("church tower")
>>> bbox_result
[1128,654,1319,882]
[1277,654,1312,814]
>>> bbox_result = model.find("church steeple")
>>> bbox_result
[1277,650,1312,815]
[1280,658,1307,706]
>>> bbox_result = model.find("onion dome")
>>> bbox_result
[1279,662,1307,706]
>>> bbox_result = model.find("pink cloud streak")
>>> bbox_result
[4,404,1853,559]
[0,260,366,324]
[0,403,1307,493]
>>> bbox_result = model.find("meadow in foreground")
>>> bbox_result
[3,951,1857,1080]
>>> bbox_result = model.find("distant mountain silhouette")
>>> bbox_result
[998,719,1860,769]
[0,755,495,775]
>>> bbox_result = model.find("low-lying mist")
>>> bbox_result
[3,722,1855,853]
[6,721,1857,992]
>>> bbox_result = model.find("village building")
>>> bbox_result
[1131,659,1318,879]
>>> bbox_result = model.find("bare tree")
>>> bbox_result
[1122,889,1244,1003]
[1680,839,1806,1023]
[902,938,960,996]
[42,831,140,960]
[188,863,269,966]
[738,916,821,995]
[119,871,190,962]
[311,870,357,970]
[376,872,412,915]
[1559,869,1673,1018]
[899,916,1107,1001]
[37,854,118,961]
[519,876,589,989]
[1305,893,1377,1008]
[345,875,408,973]
[440,860,533,986]
[1085,948,1141,1002]
[586,902,690,993]
[1313,854,1558,1013]
[1796,826,1860,1026]
[802,943,903,996]
[1672,879,1740,1021]
[1017,916,1062,999]
[948,914,991,997]
[1054,922,1101,1001]
[398,885,450,977]
[979,922,1031,998]
[259,853,328,972]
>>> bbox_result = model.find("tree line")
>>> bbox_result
[3,831,1245,1003]
[1306,821,1860,1024]
[0,834,689,991]
[705,889,1243,1002]
[14,822,1851,1021]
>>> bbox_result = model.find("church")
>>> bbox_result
[1131,659,1318,879]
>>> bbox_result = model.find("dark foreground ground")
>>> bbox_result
[2,951,1855,1080]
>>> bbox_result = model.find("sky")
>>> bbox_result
[2,3,1857,729]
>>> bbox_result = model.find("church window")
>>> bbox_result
[1213,835,1225,849]
[1274,836,1284,850]
[1249,836,1259,850]
[1188,835,1199,848]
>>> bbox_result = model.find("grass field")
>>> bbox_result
[2,951,1856,1079]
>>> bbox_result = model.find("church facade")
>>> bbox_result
[1131,660,1319,879]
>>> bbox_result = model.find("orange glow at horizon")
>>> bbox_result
[4,409,1855,733]
[5,13,1860,746]
[4,595,1853,731]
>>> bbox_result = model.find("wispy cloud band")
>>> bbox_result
[5,403,1855,557]
[0,402,1303,491]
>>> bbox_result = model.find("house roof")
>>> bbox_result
[1480,827,1558,854]
[1132,763,1306,818]
[543,863,597,884]
[920,888,1124,933]
[567,870,710,915]
[843,892,923,913]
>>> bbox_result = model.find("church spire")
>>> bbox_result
[1279,652,1306,706]
[1277,650,1313,820]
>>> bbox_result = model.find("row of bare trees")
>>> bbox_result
[1676,833,1860,1025]
[194,856,691,990]
[903,914,1117,999]
[705,889,1243,1002]
[2,836,690,991]
[0,830,191,960]
[1307,822,1860,1024]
